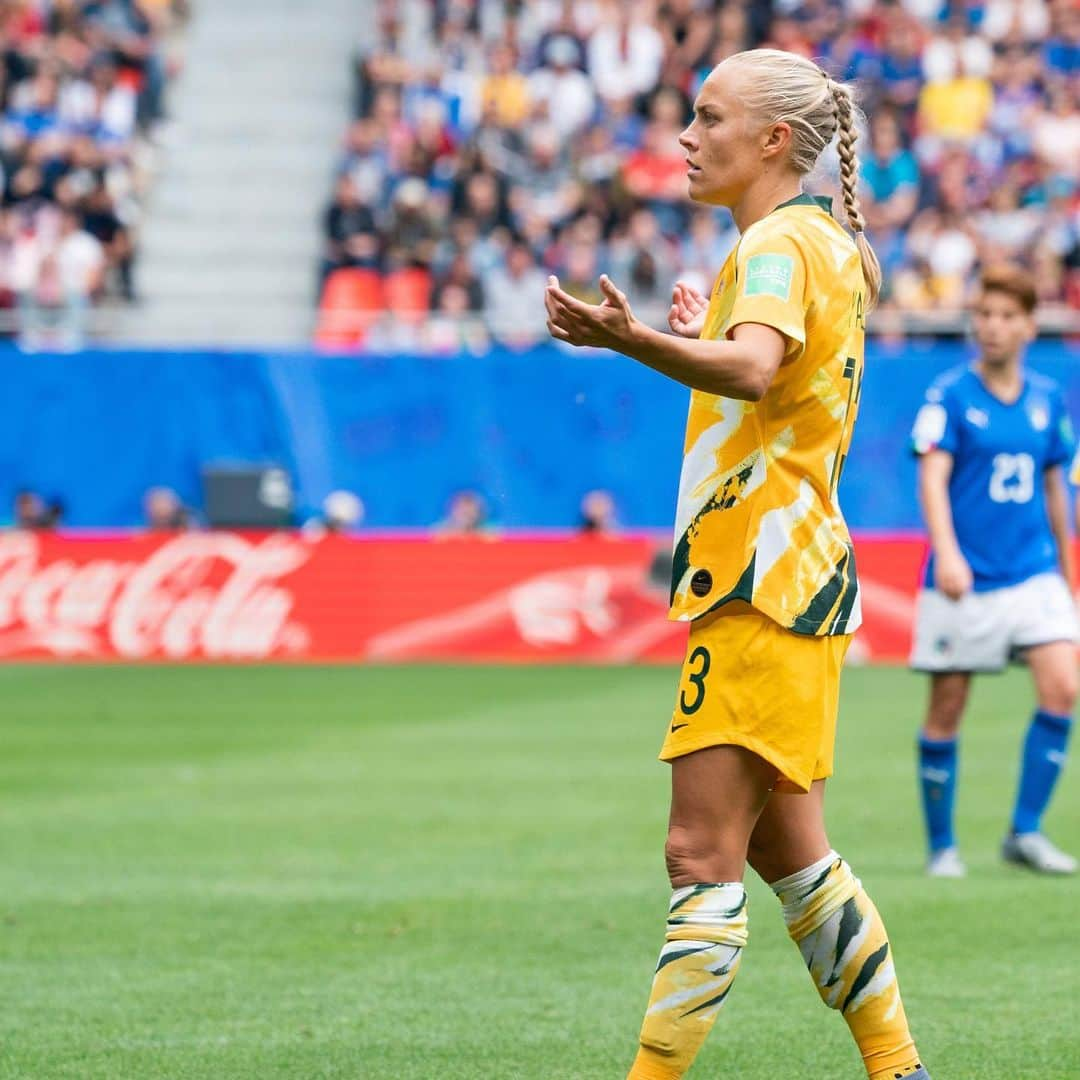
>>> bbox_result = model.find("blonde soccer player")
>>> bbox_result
[545,49,930,1080]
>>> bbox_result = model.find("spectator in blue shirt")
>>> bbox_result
[879,14,925,114]
[863,110,921,232]
[1043,5,1079,77]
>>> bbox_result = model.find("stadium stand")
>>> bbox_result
[317,0,1080,347]
[0,0,186,347]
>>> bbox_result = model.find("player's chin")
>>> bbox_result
[686,173,727,207]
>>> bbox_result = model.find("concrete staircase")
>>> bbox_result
[114,0,360,345]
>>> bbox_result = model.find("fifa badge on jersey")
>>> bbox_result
[912,403,947,453]
[744,253,794,300]
[1028,404,1049,432]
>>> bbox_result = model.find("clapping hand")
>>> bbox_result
[668,280,708,339]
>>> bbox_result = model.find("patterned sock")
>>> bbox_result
[772,852,923,1080]
[1012,709,1072,835]
[917,735,957,853]
[626,882,747,1080]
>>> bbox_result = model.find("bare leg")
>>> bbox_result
[922,671,970,741]
[1026,641,1078,717]
[666,744,777,885]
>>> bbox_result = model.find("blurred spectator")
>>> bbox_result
[579,489,618,535]
[862,110,920,233]
[478,42,531,128]
[679,208,737,293]
[610,208,678,320]
[82,181,135,302]
[304,489,365,536]
[1030,84,1080,178]
[420,282,490,354]
[144,486,190,530]
[433,249,483,311]
[588,3,664,104]
[560,242,604,306]
[917,23,994,145]
[437,489,488,537]
[14,207,105,350]
[0,0,181,339]
[13,489,46,529]
[527,34,595,139]
[322,0,1080,341]
[42,497,64,529]
[982,0,1050,43]
[622,89,692,218]
[322,175,379,281]
[484,239,549,348]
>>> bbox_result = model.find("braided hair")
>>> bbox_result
[829,78,881,309]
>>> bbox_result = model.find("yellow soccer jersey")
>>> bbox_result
[669,194,865,635]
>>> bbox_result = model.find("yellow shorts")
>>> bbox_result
[660,605,851,794]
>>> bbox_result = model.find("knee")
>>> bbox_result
[664,825,744,887]
[924,694,965,739]
[745,832,789,886]
[1038,675,1078,719]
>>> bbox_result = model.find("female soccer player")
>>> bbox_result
[911,265,1077,877]
[545,48,930,1080]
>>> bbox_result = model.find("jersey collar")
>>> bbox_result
[771,193,833,214]
[969,363,1027,408]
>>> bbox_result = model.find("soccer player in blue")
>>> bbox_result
[910,264,1077,877]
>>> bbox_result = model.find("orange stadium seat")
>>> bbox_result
[315,268,384,348]
[384,267,432,325]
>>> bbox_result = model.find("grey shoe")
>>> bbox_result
[926,847,966,878]
[1002,832,1078,874]
[905,1069,932,1080]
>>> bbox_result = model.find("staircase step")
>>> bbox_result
[118,0,364,344]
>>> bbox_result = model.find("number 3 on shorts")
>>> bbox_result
[679,646,711,714]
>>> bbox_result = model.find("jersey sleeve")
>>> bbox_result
[1047,393,1074,471]
[910,382,960,456]
[724,230,807,355]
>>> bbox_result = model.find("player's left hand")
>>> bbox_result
[545,274,638,350]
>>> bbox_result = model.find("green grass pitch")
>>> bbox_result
[1,663,1077,1079]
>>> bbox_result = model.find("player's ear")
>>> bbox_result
[761,121,791,161]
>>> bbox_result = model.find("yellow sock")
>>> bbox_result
[627,882,747,1080]
[773,853,924,1080]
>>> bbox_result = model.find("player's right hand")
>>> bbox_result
[668,281,708,339]
[935,551,973,601]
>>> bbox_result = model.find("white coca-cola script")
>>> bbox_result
[0,532,312,659]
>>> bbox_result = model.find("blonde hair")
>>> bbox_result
[717,49,882,310]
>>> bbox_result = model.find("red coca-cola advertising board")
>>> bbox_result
[0,530,942,663]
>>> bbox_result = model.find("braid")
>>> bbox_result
[830,83,864,233]
[829,79,881,309]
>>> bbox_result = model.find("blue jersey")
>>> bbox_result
[910,365,1074,591]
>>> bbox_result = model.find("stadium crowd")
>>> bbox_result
[0,0,185,348]
[318,0,1080,350]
